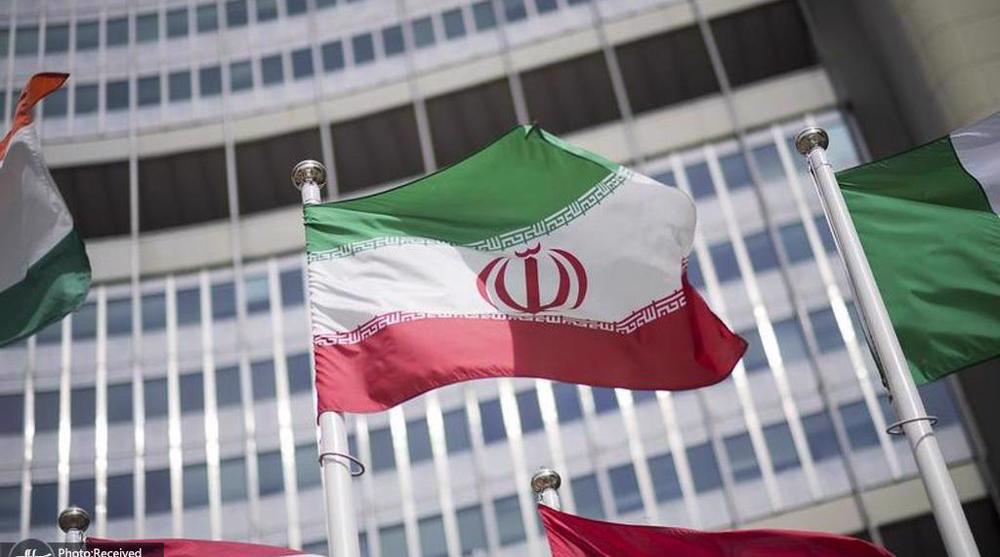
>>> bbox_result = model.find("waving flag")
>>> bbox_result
[539,505,893,557]
[304,126,745,412]
[87,537,322,557]
[0,73,90,346]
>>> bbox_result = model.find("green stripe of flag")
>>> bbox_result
[304,126,619,254]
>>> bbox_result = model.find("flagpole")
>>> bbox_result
[531,468,563,511]
[795,129,980,557]
[293,161,361,557]
[58,506,90,544]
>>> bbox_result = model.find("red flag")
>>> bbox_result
[539,506,894,557]
[87,537,322,557]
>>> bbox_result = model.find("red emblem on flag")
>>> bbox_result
[477,243,588,314]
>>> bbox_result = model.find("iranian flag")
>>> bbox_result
[837,111,1000,384]
[305,126,745,413]
[0,73,91,347]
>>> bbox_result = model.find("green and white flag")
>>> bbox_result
[0,74,91,347]
[837,111,1000,384]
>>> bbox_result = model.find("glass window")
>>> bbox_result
[412,17,435,48]
[920,382,961,427]
[608,463,643,514]
[381,25,404,57]
[709,241,740,282]
[719,152,752,190]
[146,468,171,514]
[472,1,497,30]
[502,0,527,22]
[521,52,619,135]
[46,23,70,53]
[774,317,808,364]
[686,255,703,288]
[220,457,247,502]
[0,30,6,58]
[215,365,242,407]
[257,0,279,22]
[180,372,204,413]
[779,221,812,263]
[686,162,714,199]
[31,481,56,527]
[106,18,128,47]
[494,495,526,545]
[351,33,374,64]
[106,80,129,112]
[725,432,761,482]
[764,422,801,472]
[418,515,448,557]
[167,8,189,38]
[210,280,235,319]
[136,13,159,42]
[35,390,59,432]
[316,0,336,7]
[243,273,268,312]
[0,394,24,435]
[107,297,132,336]
[809,307,843,353]
[553,382,582,423]
[379,524,408,556]
[251,359,276,400]
[69,478,95,518]
[168,70,193,102]
[287,353,312,393]
[631,390,655,405]
[443,407,471,453]
[840,400,879,450]
[107,473,133,518]
[144,377,168,418]
[73,301,97,339]
[0,485,18,531]
[814,215,837,252]
[647,453,682,502]
[183,463,209,508]
[15,25,39,56]
[280,268,304,306]
[536,0,558,13]
[516,389,543,433]
[321,40,345,71]
[592,387,618,414]
[197,4,219,33]
[442,8,466,39]
[479,398,506,444]
[108,382,133,423]
[688,442,723,492]
[752,144,785,182]
[296,443,321,488]
[260,54,284,85]
[740,327,767,372]
[571,473,604,519]
[142,293,166,331]
[803,411,841,461]
[71,386,96,427]
[291,48,314,79]
[744,230,778,273]
[36,319,62,345]
[226,0,249,27]
[77,21,100,50]
[407,418,433,463]
[200,66,223,97]
[75,84,99,115]
[174,286,200,326]
[230,60,254,91]
[370,426,395,472]
[138,75,161,107]
[258,450,283,496]
[287,0,308,16]
[456,505,488,554]
[654,170,675,187]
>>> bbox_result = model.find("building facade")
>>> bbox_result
[0,1,998,556]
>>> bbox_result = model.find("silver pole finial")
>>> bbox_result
[58,506,90,542]
[292,160,327,205]
[531,467,562,509]
[795,127,829,155]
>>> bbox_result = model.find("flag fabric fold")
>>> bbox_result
[538,505,894,557]
[0,73,91,347]
[836,111,1000,384]
[87,537,321,557]
[304,126,746,413]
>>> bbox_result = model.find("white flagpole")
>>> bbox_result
[795,129,980,557]
[293,161,361,557]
